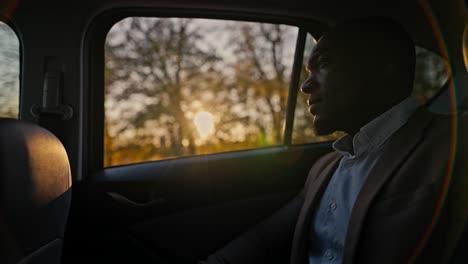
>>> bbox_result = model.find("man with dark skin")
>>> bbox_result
[202,17,467,264]
[302,19,414,137]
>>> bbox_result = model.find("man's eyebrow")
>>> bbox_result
[305,55,317,73]
[310,50,331,64]
[306,50,323,68]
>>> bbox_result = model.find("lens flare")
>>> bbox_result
[408,1,460,262]
[1,0,19,20]
[194,111,214,140]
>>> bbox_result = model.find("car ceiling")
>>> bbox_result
[0,0,465,51]
[98,0,464,54]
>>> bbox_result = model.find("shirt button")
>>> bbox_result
[329,202,337,211]
[325,249,334,260]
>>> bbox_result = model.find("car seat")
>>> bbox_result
[0,118,72,264]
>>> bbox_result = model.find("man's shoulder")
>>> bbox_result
[314,151,341,167]
[418,110,468,146]
[398,107,459,146]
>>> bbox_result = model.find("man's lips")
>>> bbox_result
[307,97,322,115]
[308,103,320,115]
[307,97,322,106]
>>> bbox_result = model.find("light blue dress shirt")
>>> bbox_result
[308,97,420,264]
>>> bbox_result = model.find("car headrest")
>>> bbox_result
[0,118,72,264]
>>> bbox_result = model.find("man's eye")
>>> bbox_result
[317,57,328,68]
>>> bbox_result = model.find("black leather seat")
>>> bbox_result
[0,118,71,264]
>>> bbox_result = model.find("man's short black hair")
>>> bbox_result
[330,16,416,97]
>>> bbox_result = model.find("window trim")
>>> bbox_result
[283,28,306,145]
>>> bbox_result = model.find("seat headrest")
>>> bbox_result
[0,118,71,263]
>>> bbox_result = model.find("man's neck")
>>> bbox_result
[344,98,407,136]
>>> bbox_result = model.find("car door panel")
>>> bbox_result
[67,143,332,263]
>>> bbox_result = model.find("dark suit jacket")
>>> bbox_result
[204,108,468,264]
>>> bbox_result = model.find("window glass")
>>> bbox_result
[412,46,449,103]
[104,17,298,167]
[292,35,449,145]
[0,21,20,118]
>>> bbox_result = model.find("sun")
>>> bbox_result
[194,111,214,140]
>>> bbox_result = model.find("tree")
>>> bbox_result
[226,23,343,146]
[105,18,222,165]
[227,23,295,144]
[0,22,20,118]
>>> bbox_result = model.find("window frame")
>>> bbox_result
[82,8,327,174]
[83,8,451,174]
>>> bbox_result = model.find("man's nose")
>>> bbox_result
[300,76,316,94]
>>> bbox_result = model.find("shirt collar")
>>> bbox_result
[332,96,420,158]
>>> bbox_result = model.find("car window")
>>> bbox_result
[412,46,449,103]
[0,21,20,118]
[291,34,449,145]
[104,17,298,167]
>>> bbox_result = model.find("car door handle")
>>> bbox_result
[106,191,165,208]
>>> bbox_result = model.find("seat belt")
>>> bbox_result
[30,71,73,139]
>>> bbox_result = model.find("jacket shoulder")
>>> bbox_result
[304,151,341,189]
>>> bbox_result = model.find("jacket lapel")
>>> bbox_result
[292,152,342,264]
[342,107,434,264]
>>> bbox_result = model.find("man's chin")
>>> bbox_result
[312,118,336,136]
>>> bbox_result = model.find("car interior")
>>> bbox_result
[0,0,467,263]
